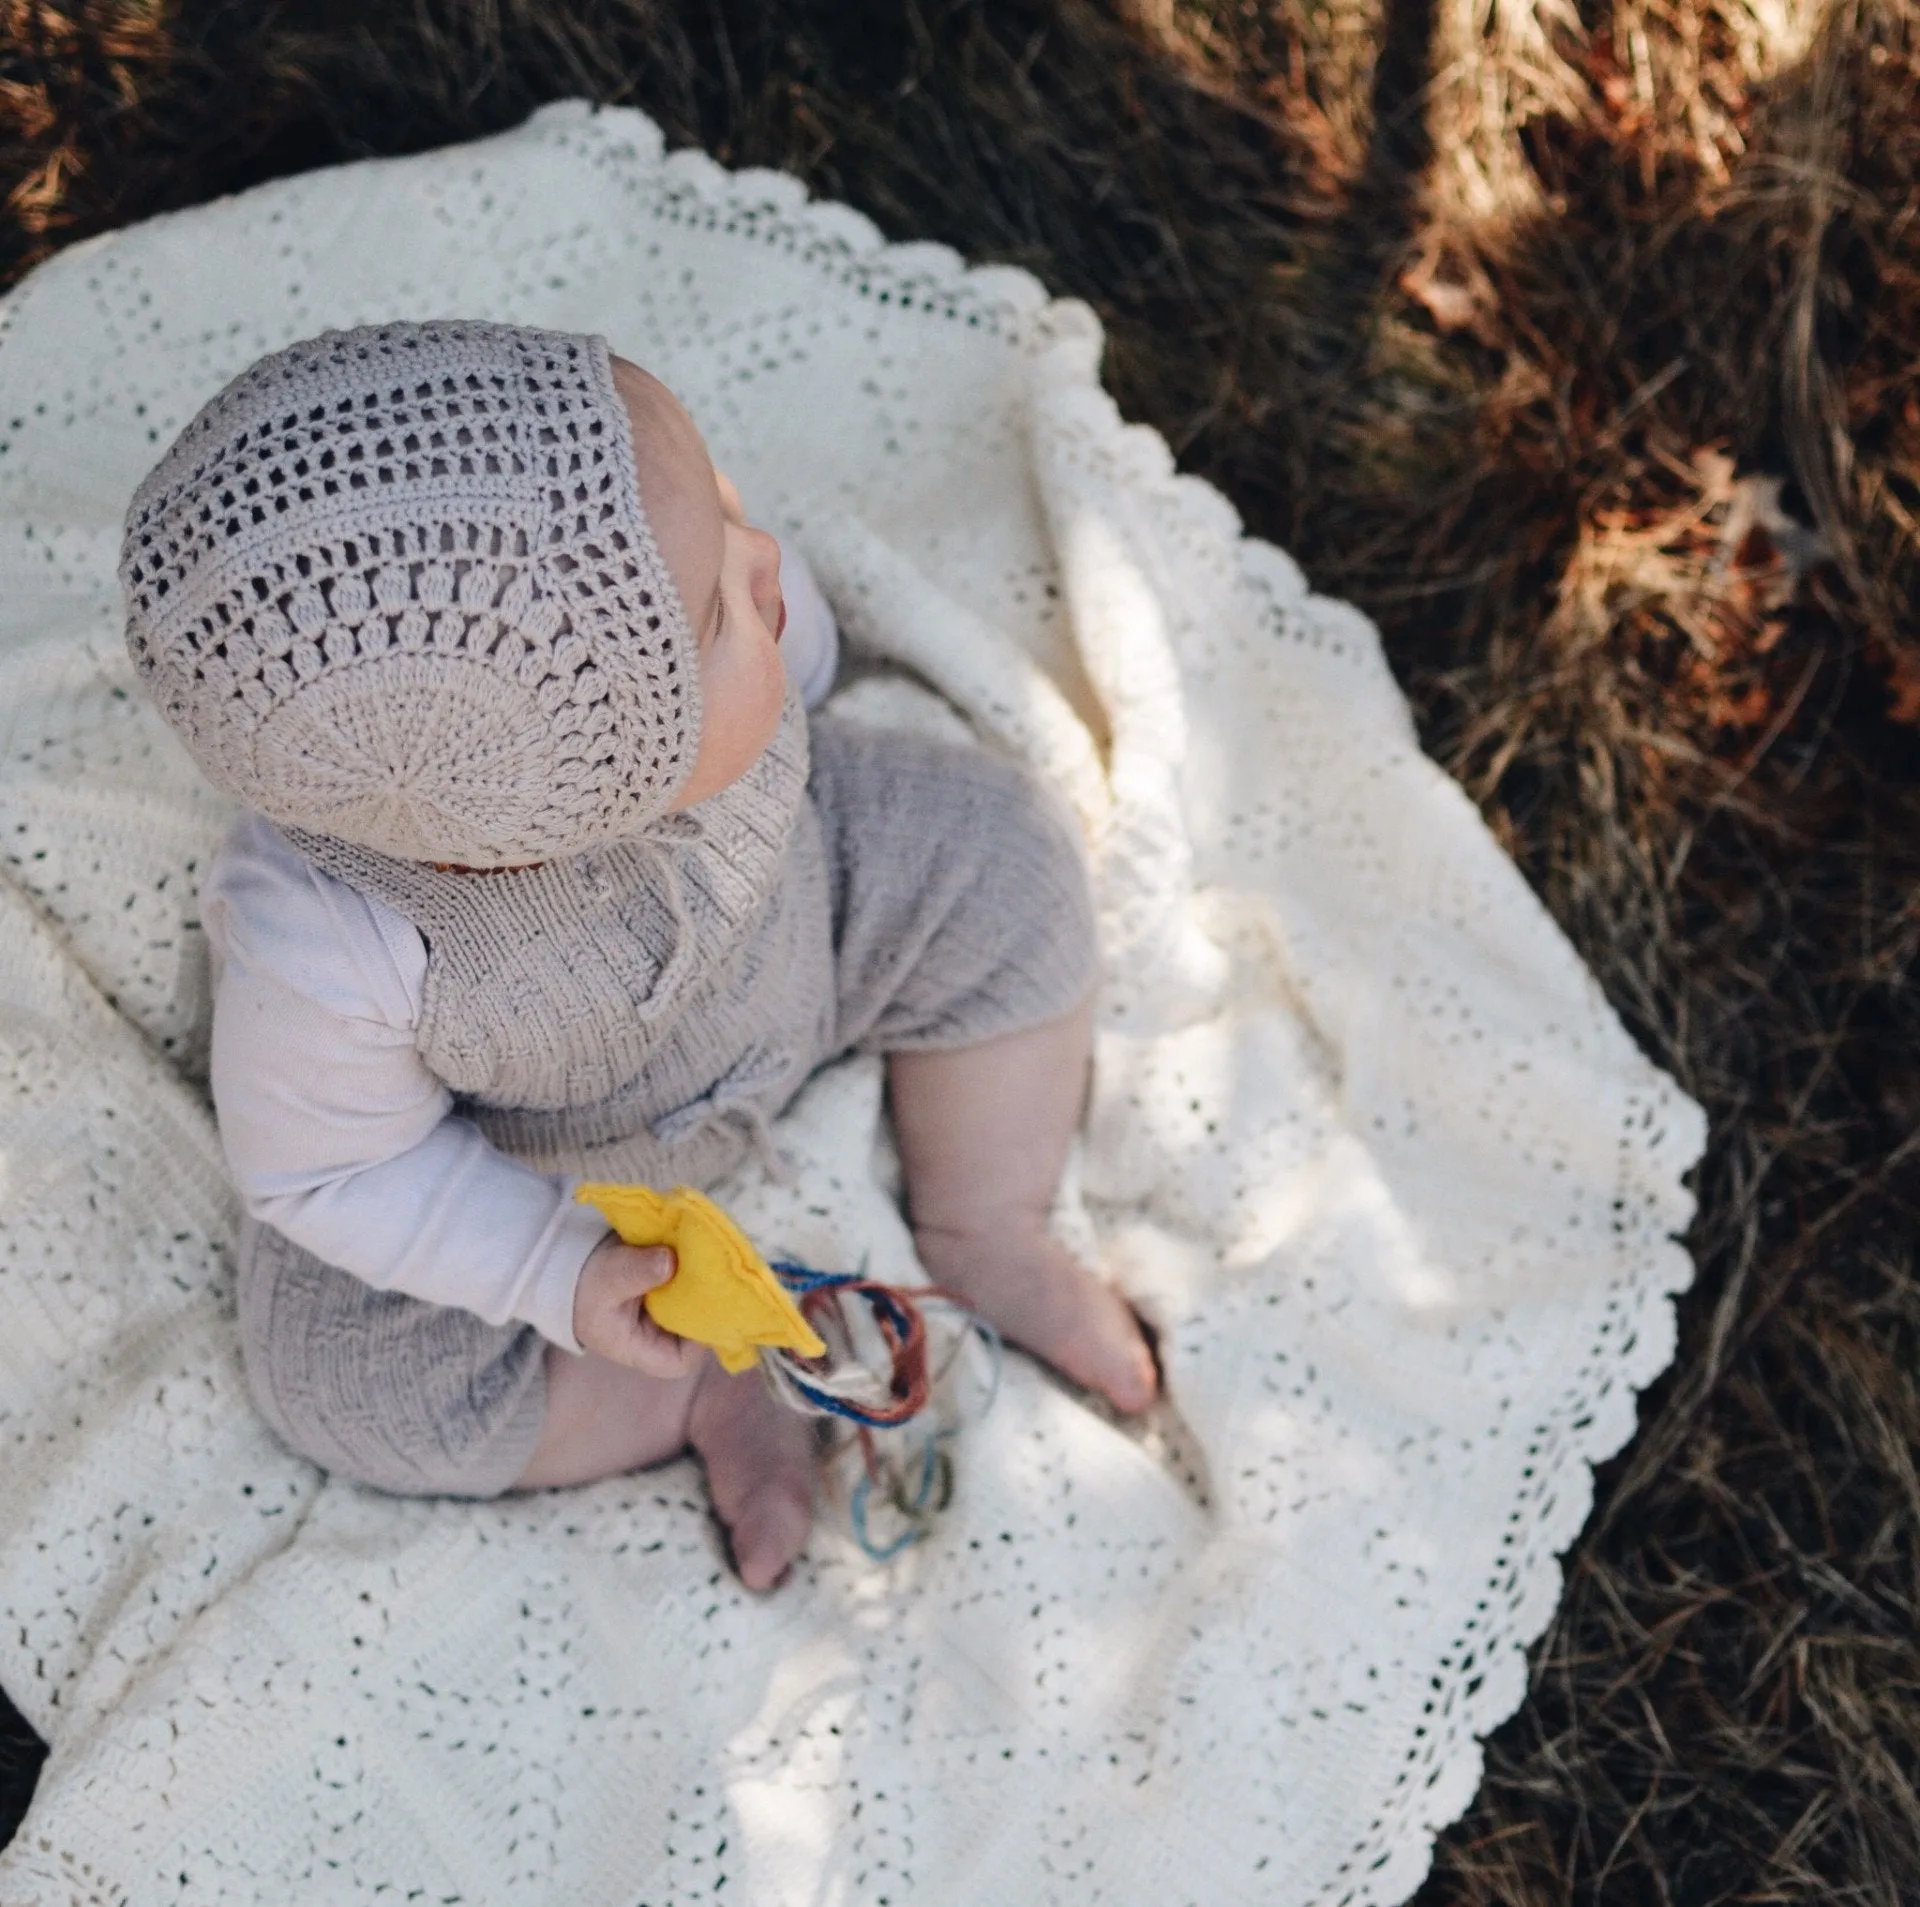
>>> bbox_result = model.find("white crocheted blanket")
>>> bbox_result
[0,103,1704,1906]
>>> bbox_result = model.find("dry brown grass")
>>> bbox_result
[3,1,1920,1897]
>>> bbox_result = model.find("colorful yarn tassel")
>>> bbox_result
[763,1260,1002,1562]
[573,1182,997,1559]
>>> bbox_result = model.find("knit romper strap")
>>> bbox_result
[290,687,838,1189]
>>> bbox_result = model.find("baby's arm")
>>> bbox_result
[210,820,808,1568]
[206,541,834,1373]
[206,814,614,1353]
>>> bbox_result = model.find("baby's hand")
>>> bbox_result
[572,1235,706,1378]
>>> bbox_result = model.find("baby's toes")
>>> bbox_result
[926,1227,1160,1417]
[726,1477,816,1592]
[690,1366,818,1591]
[1069,1282,1160,1415]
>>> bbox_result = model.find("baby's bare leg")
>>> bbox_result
[515,1349,816,1591]
[890,1001,1158,1414]
[514,1349,699,1488]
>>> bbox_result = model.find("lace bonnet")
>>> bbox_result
[120,319,699,865]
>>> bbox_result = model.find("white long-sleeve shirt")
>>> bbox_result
[203,547,840,1355]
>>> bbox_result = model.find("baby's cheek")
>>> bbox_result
[755,647,789,742]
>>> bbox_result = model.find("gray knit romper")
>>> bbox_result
[234,694,1098,1495]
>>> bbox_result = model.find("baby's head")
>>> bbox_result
[121,320,787,865]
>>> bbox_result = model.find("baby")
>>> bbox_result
[121,321,1156,1589]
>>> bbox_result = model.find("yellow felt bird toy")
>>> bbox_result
[574,1183,827,1373]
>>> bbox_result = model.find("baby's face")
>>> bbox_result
[611,357,788,812]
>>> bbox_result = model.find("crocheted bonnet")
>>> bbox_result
[120,319,699,865]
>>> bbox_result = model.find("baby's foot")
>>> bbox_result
[688,1361,818,1591]
[913,1222,1159,1415]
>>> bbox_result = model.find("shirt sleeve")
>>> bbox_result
[202,813,607,1353]
[779,541,841,709]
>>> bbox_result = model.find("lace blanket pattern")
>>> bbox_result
[0,103,1704,1906]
